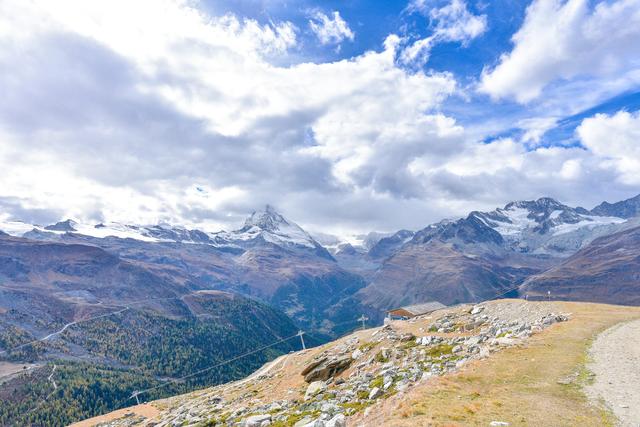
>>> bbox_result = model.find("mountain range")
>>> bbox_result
[1,193,639,425]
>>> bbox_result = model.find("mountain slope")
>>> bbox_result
[0,207,366,333]
[358,241,548,309]
[70,301,640,427]
[0,235,306,426]
[520,226,640,305]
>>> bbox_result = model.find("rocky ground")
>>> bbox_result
[82,300,570,427]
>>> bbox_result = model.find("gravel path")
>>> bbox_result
[587,319,640,427]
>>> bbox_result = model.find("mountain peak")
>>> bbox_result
[244,205,289,232]
[504,197,564,211]
[44,219,78,232]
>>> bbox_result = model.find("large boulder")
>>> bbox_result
[301,355,352,383]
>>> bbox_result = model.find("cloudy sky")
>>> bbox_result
[1,0,639,236]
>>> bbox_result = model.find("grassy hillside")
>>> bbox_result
[358,301,640,426]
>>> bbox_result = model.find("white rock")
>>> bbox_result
[325,414,346,427]
[352,349,363,360]
[369,387,382,399]
[489,422,510,426]
[244,414,271,427]
[293,417,314,427]
[471,306,484,315]
[305,381,326,400]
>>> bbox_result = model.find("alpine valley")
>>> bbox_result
[1,194,639,425]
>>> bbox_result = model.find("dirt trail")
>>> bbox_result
[587,319,640,427]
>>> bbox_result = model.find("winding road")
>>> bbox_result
[0,307,130,356]
[587,319,640,427]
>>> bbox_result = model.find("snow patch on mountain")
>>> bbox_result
[551,215,625,236]
[490,207,537,236]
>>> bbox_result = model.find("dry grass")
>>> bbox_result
[357,301,640,426]
[68,404,160,427]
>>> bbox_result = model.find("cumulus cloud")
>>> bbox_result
[0,0,637,235]
[577,110,640,185]
[401,0,487,65]
[480,0,640,103]
[0,0,463,232]
[308,11,354,46]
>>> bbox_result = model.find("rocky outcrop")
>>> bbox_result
[301,355,352,383]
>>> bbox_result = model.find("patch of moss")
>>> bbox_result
[402,340,418,350]
[370,375,384,389]
[374,350,389,363]
[270,410,320,427]
[203,411,231,426]
[358,341,376,352]
[340,400,372,415]
[425,344,454,358]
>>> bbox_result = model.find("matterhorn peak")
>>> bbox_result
[244,205,289,232]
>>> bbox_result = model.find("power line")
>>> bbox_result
[131,332,302,400]
[4,279,532,414]
[0,296,185,356]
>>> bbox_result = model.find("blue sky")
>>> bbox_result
[0,0,639,235]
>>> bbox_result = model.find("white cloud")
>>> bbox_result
[517,117,558,145]
[308,11,354,46]
[0,0,637,233]
[480,0,640,103]
[0,0,463,231]
[440,138,525,176]
[401,0,487,65]
[577,110,640,185]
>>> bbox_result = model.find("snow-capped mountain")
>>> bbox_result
[467,197,626,255]
[396,197,631,258]
[212,205,323,251]
[2,218,209,244]
[0,205,328,254]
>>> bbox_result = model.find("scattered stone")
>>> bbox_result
[369,387,382,399]
[325,414,346,427]
[243,414,271,427]
[305,381,326,400]
[103,302,570,427]
[293,416,314,427]
[471,306,485,315]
